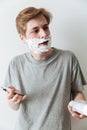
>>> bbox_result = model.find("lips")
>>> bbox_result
[39,41,48,46]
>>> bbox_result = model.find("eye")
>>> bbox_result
[43,25,49,31]
[31,29,39,34]
[34,29,39,33]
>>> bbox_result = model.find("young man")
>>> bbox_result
[4,7,87,130]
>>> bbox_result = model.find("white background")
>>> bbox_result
[0,0,87,130]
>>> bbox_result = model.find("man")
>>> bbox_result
[4,7,87,130]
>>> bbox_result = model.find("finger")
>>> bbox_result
[21,95,27,101]
[7,86,15,92]
[9,94,19,102]
[68,105,81,119]
[6,86,16,98]
[68,105,73,114]
[71,112,81,119]
[10,94,23,104]
[6,87,23,99]
[79,114,87,119]
[6,91,14,99]
[14,98,22,104]
[13,95,26,104]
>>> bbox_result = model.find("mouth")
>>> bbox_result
[39,41,48,46]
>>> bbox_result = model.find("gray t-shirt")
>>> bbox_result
[4,48,86,130]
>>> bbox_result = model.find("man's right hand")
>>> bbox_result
[6,86,26,110]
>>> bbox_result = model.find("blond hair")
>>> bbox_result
[16,7,52,36]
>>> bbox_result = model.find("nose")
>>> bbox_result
[39,29,47,38]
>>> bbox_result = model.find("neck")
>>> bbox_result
[30,48,54,61]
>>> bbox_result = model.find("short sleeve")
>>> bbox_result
[71,54,87,94]
[4,59,16,87]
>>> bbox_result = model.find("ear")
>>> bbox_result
[19,34,26,42]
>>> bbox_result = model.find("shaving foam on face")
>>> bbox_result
[26,36,52,54]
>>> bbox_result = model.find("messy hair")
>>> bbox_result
[16,7,52,36]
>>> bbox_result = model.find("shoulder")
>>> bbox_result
[54,48,79,66]
[9,52,29,67]
[55,48,77,59]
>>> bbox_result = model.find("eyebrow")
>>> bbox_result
[31,24,49,30]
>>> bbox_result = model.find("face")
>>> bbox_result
[20,15,51,55]
[21,15,50,40]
